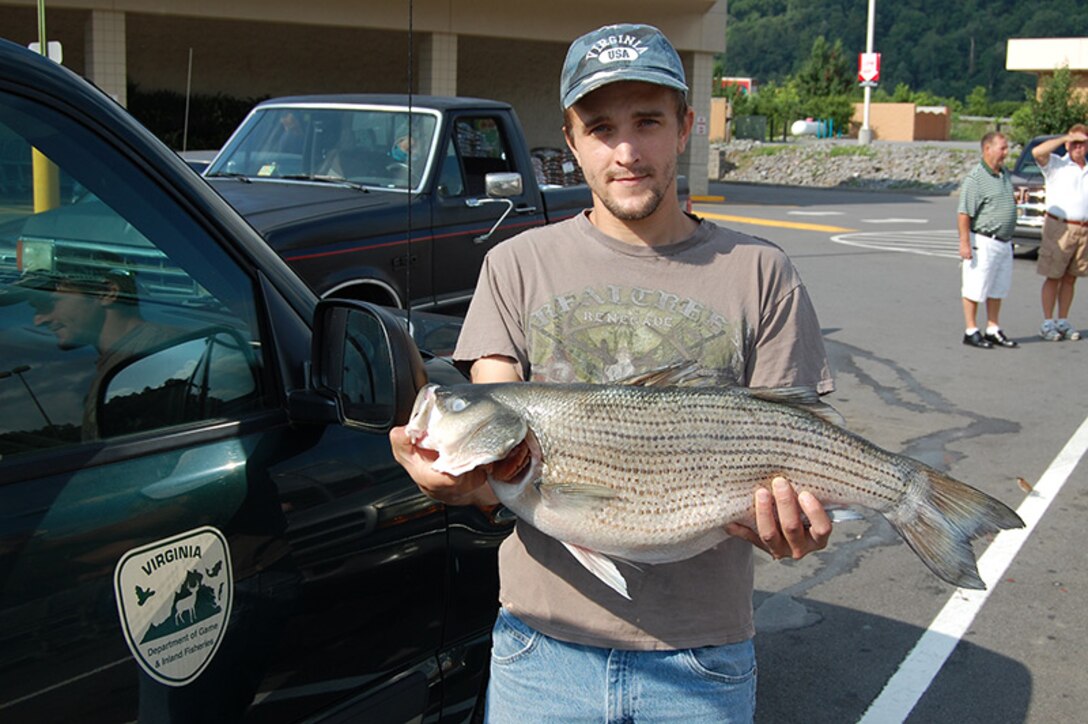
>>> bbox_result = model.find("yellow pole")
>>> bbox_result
[33,0,60,212]
[32,150,60,212]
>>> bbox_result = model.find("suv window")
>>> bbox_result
[0,91,271,459]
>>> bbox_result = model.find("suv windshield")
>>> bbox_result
[206,106,438,191]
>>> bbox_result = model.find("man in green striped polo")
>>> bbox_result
[957,131,1018,349]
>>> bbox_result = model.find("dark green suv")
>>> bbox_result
[0,39,509,722]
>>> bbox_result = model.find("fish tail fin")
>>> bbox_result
[887,469,1024,590]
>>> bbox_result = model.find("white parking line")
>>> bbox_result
[831,230,959,259]
[859,413,1088,724]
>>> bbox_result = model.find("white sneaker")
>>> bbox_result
[1056,320,1081,341]
[1040,320,1062,341]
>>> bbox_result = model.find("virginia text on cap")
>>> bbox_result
[560,23,688,110]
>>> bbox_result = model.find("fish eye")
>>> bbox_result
[449,397,469,413]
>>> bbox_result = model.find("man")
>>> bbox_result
[19,264,177,438]
[1032,124,1088,341]
[956,131,1019,349]
[390,24,834,722]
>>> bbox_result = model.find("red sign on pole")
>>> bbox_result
[858,52,881,87]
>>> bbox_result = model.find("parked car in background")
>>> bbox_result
[177,149,217,174]
[1010,134,1063,258]
[0,38,510,722]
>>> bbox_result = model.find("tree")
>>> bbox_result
[965,86,991,116]
[1012,66,1088,142]
[805,94,855,135]
[795,36,853,98]
[742,80,804,141]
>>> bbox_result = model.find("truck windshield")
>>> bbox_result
[206,106,438,191]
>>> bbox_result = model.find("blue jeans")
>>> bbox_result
[485,608,756,723]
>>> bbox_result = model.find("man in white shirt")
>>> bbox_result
[1032,124,1088,341]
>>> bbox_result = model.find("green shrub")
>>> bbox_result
[127,83,268,151]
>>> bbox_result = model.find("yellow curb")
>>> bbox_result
[699,211,855,233]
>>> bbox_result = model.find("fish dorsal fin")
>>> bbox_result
[615,361,715,388]
[745,386,846,427]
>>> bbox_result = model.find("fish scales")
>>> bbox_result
[485,385,912,553]
[513,386,906,508]
[406,376,1025,594]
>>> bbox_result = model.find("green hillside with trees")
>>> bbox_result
[718,1,1088,144]
[723,0,1088,102]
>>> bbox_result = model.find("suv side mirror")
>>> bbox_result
[308,300,428,429]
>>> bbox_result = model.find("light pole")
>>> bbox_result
[859,0,876,146]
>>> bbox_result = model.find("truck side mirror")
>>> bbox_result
[466,172,523,244]
[484,172,522,198]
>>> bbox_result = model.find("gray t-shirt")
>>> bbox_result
[455,211,833,650]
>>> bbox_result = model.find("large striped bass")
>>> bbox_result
[405,366,1024,599]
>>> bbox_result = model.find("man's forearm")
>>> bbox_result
[1033,135,1073,166]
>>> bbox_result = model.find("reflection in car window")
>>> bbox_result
[0,91,270,460]
[340,310,395,425]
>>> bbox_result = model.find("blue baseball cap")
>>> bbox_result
[560,24,688,110]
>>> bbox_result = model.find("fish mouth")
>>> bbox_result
[405,384,438,446]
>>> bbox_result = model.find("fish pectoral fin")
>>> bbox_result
[745,386,846,427]
[825,506,865,523]
[561,542,631,600]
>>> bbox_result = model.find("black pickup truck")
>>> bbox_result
[0,39,510,722]
[203,95,689,312]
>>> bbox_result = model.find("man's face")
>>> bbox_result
[564,81,693,223]
[983,135,1009,170]
[30,284,105,350]
[1068,138,1087,166]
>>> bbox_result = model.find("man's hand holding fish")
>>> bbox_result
[390,354,528,508]
[728,476,833,560]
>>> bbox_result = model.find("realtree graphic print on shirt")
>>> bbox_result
[526,283,744,385]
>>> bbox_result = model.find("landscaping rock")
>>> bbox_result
[711,139,986,193]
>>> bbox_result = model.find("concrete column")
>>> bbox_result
[85,10,127,107]
[681,50,713,197]
[418,32,457,96]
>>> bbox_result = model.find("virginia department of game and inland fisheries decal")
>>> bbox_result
[114,526,233,687]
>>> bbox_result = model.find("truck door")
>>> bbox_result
[429,113,546,311]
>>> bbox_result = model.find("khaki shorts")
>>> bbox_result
[1037,214,1088,278]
